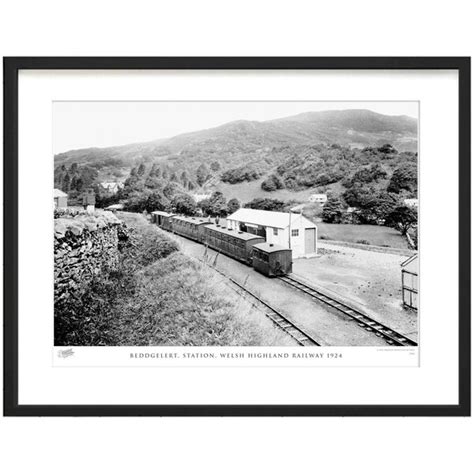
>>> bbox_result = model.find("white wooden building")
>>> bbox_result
[100,182,124,194]
[53,188,68,208]
[308,193,328,204]
[192,193,212,203]
[227,208,317,258]
[401,254,418,310]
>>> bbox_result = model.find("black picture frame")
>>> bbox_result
[3,57,471,417]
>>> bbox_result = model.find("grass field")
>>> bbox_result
[317,222,409,249]
[215,179,315,204]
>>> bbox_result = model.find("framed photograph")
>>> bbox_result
[3,57,470,416]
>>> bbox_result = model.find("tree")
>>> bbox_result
[244,198,285,212]
[385,205,418,235]
[149,164,161,178]
[200,191,227,217]
[137,163,146,177]
[145,192,169,213]
[124,191,150,213]
[221,165,261,184]
[170,194,197,216]
[387,163,417,194]
[322,195,344,223]
[261,174,284,192]
[344,163,388,187]
[196,163,210,186]
[227,198,240,215]
[180,170,190,187]
[163,181,183,199]
[210,161,221,172]
[62,173,71,192]
[144,175,164,190]
[377,143,398,155]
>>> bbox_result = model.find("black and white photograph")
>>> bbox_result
[53,101,419,350]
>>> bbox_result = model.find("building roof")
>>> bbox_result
[252,242,291,253]
[227,208,317,230]
[53,188,67,198]
[151,211,175,217]
[173,215,211,225]
[205,224,266,242]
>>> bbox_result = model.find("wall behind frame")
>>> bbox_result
[1,1,472,474]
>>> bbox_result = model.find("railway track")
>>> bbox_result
[199,257,322,347]
[278,275,418,347]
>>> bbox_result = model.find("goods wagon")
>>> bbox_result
[252,242,293,277]
[204,224,265,265]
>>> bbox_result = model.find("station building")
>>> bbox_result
[226,208,317,258]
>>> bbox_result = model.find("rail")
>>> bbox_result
[278,275,417,347]
[200,255,322,347]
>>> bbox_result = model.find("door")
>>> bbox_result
[304,228,316,254]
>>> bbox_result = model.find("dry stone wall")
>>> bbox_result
[54,212,125,304]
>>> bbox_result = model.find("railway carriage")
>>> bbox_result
[151,211,175,230]
[204,224,265,265]
[153,212,293,276]
[170,215,210,243]
[252,242,293,277]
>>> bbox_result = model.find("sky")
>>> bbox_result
[53,101,419,154]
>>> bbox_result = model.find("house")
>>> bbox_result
[105,203,124,213]
[192,193,212,203]
[53,188,68,208]
[401,254,418,310]
[227,208,317,258]
[100,182,124,194]
[404,198,418,208]
[308,193,327,204]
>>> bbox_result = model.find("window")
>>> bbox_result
[291,229,299,237]
[273,228,278,236]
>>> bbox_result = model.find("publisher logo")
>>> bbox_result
[58,348,74,358]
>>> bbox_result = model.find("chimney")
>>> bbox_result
[269,243,274,247]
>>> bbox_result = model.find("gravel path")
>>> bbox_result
[293,242,418,340]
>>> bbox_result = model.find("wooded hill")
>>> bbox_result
[54,109,417,180]
[54,109,418,222]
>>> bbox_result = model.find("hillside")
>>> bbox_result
[55,109,418,222]
[54,109,418,175]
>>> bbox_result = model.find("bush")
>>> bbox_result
[244,198,286,211]
[261,174,284,192]
[221,165,261,184]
